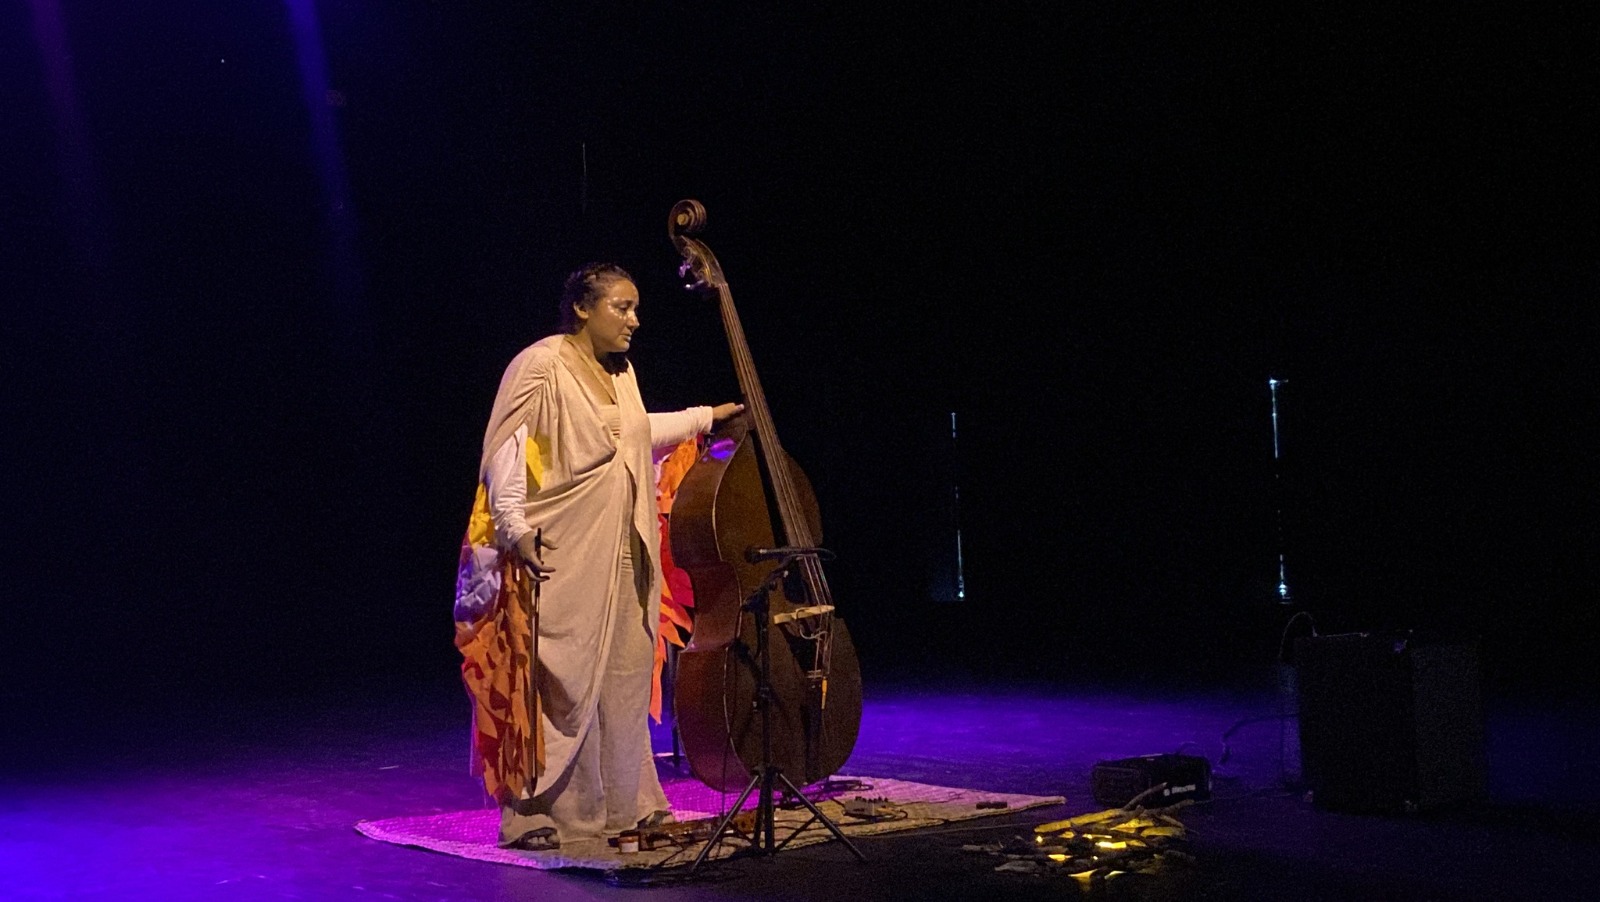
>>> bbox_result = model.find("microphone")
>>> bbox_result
[745,545,834,563]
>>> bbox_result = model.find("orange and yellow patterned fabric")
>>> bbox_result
[651,437,702,722]
[454,546,542,803]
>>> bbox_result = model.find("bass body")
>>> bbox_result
[664,198,863,794]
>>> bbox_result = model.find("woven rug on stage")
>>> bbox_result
[355,774,1066,872]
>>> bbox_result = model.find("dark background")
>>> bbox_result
[3,3,1594,729]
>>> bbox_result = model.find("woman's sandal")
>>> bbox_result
[504,827,560,851]
[636,810,676,829]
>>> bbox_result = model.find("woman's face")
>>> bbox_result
[577,278,640,354]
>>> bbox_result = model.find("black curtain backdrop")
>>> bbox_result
[3,3,1594,725]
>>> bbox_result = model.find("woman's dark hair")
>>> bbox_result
[558,262,633,334]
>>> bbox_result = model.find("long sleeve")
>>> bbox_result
[485,424,531,548]
[647,406,713,460]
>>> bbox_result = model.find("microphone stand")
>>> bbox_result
[688,551,866,871]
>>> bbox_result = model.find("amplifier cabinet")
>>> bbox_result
[1294,632,1487,814]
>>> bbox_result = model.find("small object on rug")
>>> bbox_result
[641,811,750,850]
[843,796,891,817]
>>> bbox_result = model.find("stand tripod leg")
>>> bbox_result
[771,770,867,861]
[687,770,762,872]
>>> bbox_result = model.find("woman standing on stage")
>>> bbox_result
[454,262,742,850]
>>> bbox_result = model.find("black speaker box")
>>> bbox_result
[1294,631,1487,814]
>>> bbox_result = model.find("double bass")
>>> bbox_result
[666,199,863,793]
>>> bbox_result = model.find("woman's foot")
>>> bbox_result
[503,826,560,851]
[636,809,676,829]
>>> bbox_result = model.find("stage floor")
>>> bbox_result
[4,671,1597,900]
